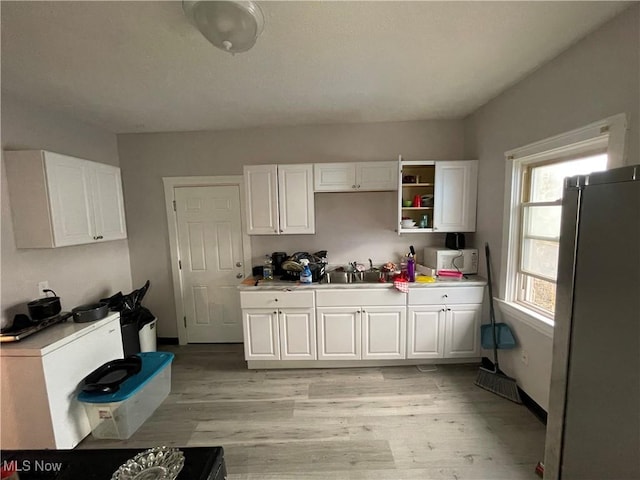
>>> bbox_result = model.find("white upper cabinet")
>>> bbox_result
[4,150,127,248]
[244,164,315,235]
[398,157,478,233]
[314,161,397,192]
[432,161,478,232]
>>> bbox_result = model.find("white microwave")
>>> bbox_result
[423,247,478,274]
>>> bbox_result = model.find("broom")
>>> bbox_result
[475,243,522,403]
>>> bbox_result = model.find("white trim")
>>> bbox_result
[495,299,553,339]
[162,175,251,345]
[499,113,628,317]
[505,113,627,167]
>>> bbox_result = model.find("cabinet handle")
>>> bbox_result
[274,229,278,233]
[108,329,116,333]
[274,298,278,302]
[236,273,243,278]
[280,229,283,233]
[357,184,361,189]
[441,308,446,312]
[352,185,356,189]
[236,262,242,267]
[357,310,361,314]
[273,311,277,314]
[443,294,448,298]
[361,309,366,313]
[447,308,451,311]
[93,236,98,240]
[99,235,104,239]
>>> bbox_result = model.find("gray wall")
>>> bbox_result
[117,120,466,337]
[463,5,639,409]
[1,95,133,325]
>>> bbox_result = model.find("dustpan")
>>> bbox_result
[481,322,517,349]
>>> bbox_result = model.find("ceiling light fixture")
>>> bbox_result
[182,1,264,55]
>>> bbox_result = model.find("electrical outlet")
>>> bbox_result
[38,281,49,295]
[521,349,529,366]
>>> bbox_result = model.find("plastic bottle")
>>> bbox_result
[299,259,312,284]
[263,255,273,280]
[407,256,416,282]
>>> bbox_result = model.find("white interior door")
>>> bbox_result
[175,185,245,342]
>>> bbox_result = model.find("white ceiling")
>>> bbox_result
[1,1,631,134]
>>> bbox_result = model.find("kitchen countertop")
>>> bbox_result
[0,312,120,357]
[239,275,487,291]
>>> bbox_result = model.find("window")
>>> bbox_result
[501,114,627,327]
[517,154,607,316]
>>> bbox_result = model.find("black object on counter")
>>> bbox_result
[0,447,227,480]
[27,289,61,322]
[271,251,288,276]
[72,302,109,323]
[445,232,466,250]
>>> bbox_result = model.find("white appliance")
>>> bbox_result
[423,247,478,274]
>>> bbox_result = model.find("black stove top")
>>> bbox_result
[0,312,71,342]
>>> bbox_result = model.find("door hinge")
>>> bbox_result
[173,200,176,212]
[179,260,182,269]
[183,316,187,328]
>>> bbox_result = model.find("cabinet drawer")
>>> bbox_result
[316,289,406,307]
[408,286,484,305]
[241,290,315,309]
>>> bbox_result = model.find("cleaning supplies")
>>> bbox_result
[263,255,273,280]
[299,259,312,284]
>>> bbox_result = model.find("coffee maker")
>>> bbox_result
[271,252,288,276]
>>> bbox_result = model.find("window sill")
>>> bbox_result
[494,298,554,339]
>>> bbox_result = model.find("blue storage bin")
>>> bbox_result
[78,352,174,439]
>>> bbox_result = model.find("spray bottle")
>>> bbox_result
[299,259,313,284]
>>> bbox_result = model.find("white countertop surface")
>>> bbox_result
[239,275,487,291]
[0,312,120,357]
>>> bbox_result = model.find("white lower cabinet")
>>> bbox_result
[240,291,316,360]
[241,285,483,366]
[407,306,445,359]
[444,304,482,358]
[362,307,406,359]
[407,287,483,359]
[315,289,407,360]
[317,307,361,360]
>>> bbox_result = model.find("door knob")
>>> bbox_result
[236,262,242,267]
[236,273,243,278]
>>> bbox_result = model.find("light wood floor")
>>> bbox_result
[80,344,546,479]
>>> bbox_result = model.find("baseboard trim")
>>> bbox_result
[157,337,179,345]
[480,357,547,425]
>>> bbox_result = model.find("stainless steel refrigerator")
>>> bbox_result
[544,164,640,479]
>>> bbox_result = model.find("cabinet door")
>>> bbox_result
[91,163,127,241]
[44,152,95,246]
[317,307,361,360]
[433,161,478,232]
[278,164,315,234]
[279,308,316,360]
[444,304,481,358]
[242,309,280,360]
[407,306,445,359]
[362,306,406,359]
[313,163,356,192]
[244,165,280,234]
[357,162,398,191]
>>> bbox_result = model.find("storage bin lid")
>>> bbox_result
[78,351,173,403]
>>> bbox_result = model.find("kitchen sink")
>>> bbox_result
[322,270,389,284]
